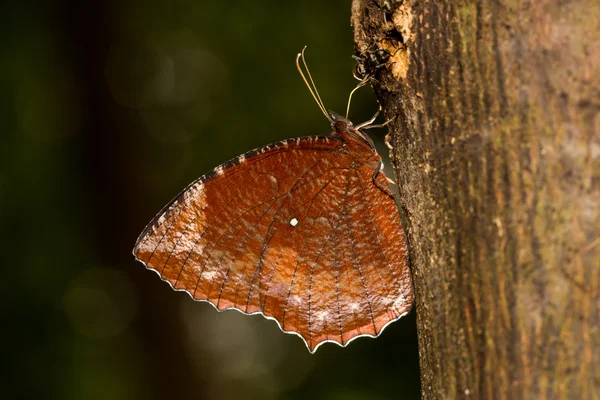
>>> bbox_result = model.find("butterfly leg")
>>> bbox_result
[360,111,396,131]
[355,106,382,130]
[372,160,395,197]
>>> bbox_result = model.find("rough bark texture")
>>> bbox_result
[351,0,600,398]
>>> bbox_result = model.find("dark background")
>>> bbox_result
[4,0,420,399]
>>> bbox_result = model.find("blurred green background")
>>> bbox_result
[4,0,420,399]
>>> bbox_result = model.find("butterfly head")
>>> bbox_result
[329,111,377,151]
[329,111,353,135]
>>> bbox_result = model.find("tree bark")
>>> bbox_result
[351,1,600,398]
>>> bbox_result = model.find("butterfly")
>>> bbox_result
[133,47,413,353]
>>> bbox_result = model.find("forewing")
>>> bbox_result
[133,136,412,352]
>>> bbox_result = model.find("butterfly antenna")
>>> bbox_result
[345,77,369,118]
[297,46,333,123]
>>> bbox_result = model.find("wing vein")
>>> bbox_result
[135,137,342,252]
[306,194,346,348]
[274,174,343,330]
[344,170,377,334]
[249,171,341,310]
[215,156,326,307]
[355,169,402,294]
[161,172,261,277]
[169,170,269,285]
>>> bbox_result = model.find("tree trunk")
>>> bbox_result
[351,0,600,398]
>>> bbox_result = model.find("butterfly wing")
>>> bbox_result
[133,136,412,352]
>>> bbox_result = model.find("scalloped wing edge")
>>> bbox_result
[133,252,411,353]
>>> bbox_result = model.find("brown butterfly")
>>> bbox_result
[133,48,413,353]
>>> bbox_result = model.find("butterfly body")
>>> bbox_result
[134,112,412,353]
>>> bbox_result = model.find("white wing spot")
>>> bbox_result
[289,295,302,306]
[290,217,299,227]
[203,270,218,281]
[392,293,407,312]
[215,166,224,175]
[314,310,329,321]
